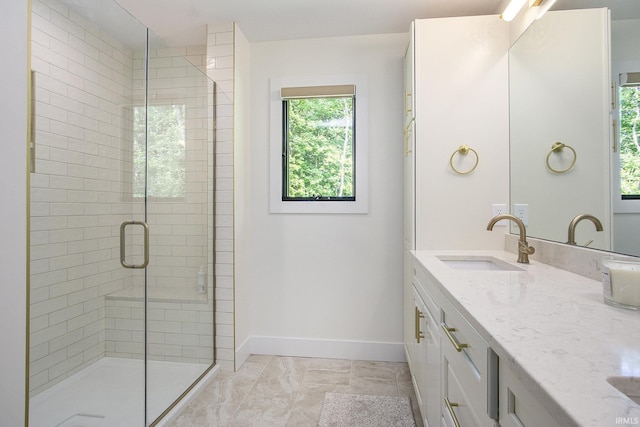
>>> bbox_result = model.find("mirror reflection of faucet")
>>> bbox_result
[567,214,603,246]
[487,214,535,264]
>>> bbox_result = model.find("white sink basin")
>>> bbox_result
[436,255,524,272]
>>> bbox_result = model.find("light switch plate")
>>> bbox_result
[513,203,529,226]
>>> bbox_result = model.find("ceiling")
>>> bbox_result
[114,0,506,45]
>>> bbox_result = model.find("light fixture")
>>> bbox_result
[501,0,527,22]
[501,0,545,22]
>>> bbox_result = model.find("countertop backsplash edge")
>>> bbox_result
[504,234,640,281]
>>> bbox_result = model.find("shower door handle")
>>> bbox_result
[30,70,36,173]
[120,220,149,269]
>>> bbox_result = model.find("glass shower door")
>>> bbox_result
[144,31,215,424]
[28,0,148,425]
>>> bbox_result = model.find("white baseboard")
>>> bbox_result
[235,336,252,370]
[236,336,406,365]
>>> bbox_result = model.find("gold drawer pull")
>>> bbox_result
[441,323,468,352]
[444,397,462,427]
[415,306,425,343]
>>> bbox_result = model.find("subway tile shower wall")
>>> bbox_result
[207,23,235,372]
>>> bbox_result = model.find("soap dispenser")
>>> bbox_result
[197,265,207,294]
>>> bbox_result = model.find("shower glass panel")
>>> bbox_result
[28,0,215,426]
[144,30,215,424]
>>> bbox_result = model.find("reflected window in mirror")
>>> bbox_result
[619,75,640,200]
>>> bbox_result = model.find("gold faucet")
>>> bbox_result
[487,214,535,264]
[567,214,603,245]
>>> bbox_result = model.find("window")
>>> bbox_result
[282,86,355,201]
[270,75,368,214]
[613,72,640,214]
[619,72,640,200]
[133,104,186,199]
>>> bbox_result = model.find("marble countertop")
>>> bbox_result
[412,249,640,427]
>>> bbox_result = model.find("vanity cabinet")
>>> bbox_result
[409,252,573,427]
[410,255,498,427]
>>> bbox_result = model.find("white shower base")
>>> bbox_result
[30,357,210,427]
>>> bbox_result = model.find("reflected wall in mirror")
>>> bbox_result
[509,0,640,257]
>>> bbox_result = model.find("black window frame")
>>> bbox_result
[618,74,640,201]
[281,95,357,202]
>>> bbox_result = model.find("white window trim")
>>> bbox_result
[269,74,368,214]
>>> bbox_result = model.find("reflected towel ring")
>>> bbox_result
[546,142,576,173]
[449,144,479,175]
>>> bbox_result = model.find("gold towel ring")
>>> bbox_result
[546,142,576,173]
[449,144,479,175]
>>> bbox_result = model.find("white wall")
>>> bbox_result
[0,0,28,425]
[245,33,407,361]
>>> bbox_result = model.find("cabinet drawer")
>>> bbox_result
[440,299,493,426]
[440,298,487,381]
[442,355,483,427]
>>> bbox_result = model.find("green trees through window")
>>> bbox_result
[620,86,640,198]
[133,104,186,199]
[283,96,354,200]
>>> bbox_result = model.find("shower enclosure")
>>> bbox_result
[28,0,216,425]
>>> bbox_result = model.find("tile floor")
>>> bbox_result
[168,355,424,427]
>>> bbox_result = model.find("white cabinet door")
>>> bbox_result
[403,22,416,252]
[404,252,415,364]
[412,16,509,251]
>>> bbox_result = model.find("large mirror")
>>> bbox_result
[509,0,640,257]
